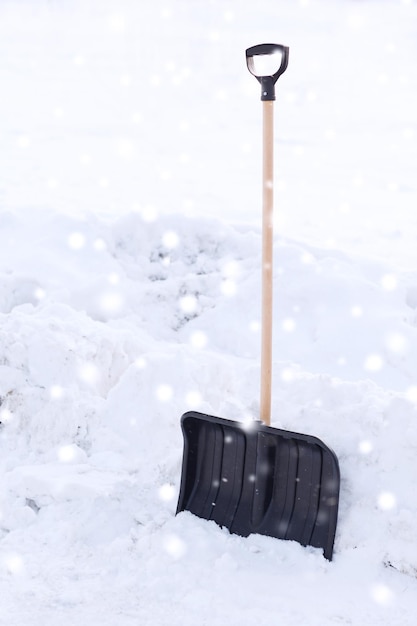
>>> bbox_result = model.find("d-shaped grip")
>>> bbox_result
[246,43,289,100]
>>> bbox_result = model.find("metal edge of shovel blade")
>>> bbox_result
[176,411,340,560]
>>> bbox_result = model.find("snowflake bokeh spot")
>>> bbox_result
[185,390,202,408]
[158,483,176,502]
[141,205,158,223]
[221,279,237,297]
[107,13,126,33]
[156,384,173,402]
[0,408,13,423]
[405,386,417,404]
[68,232,86,250]
[163,534,187,559]
[189,330,208,349]
[162,231,179,249]
[363,354,384,372]
[135,357,147,369]
[358,440,373,454]
[99,291,124,315]
[4,554,24,575]
[222,260,240,278]
[50,385,64,399]
[385,332,407,354]
[380,273,397,291]
[78,362,101,385]
[80,153,92,166]
[73,55,85,66]
[282,318,296,332]
[17,135,30,148]
[351,305,363,318]
[300,251,314,264]
[108,272,120,285]
[179,295,198,314]
[370,583,394,606]
[281,367,296,382]
[34,287,46,301]
[58,445,76,463]
[93,238,106,251]
[120,74,132,87]
[377,491,397,511]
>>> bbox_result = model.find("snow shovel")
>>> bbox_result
[176,44,340,560]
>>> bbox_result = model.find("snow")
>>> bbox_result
[0,0,417,624]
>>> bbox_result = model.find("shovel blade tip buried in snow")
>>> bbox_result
[176,411,340,561]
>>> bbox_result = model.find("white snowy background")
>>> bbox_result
[0,0,417,624]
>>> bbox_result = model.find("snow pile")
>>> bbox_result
[1,210,417,625]
[0,0,417,624]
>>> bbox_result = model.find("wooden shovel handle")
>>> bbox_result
[260,100,274,426]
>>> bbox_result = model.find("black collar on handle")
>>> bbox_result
[246,43,289,100]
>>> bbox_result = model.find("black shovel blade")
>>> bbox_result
[176,411,340,560]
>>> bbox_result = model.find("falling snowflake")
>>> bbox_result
[185,390,202,408]
[358,440,373,454]
[301,251,314,264]
[17,135,30,148]
[363,354,384,372]
[73,55,85,66]
[163,534,187,559]
[385,332,407,354]
[221,279,237,297]
[142,205,158,223]
[370,583,394,606]
[380,273,397,291]
[158,484,176,502]
[405,386,417,404]
[68,232,86,250]
[50,385,64,399]
[179,295,198,314]
[4,554,24,575]
[281,367,296,382]
[34,287,46,301]
[78,362,101,386]
[80,153,92,166]
[0,408,13,423]
[120,74,132,87]
[282,318,296,332]
[58,445,76,463]
[134,357,147,369]
[108,272,120,285]
[377,491,397,511]
[156,384,173,402]
[117,138,134,158]
[106,13,126,33]
[93,238,106,251]
[222,260,240,278]
[98,291,124,315]
[351,305,363,318]
[162,231,179,249]
[189,330,208,349]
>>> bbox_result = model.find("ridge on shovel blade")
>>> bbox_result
[176,411,340,560]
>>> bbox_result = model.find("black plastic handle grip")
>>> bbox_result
[246,43,289,101]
